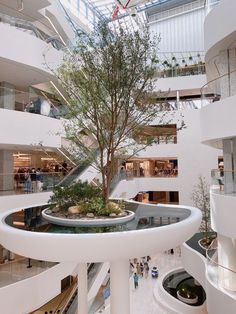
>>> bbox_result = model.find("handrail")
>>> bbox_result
[200,68,236,100]
[206,238,236,275]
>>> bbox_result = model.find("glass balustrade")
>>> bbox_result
[201,69,236,107]
[0,86,66,118]
[0,257,56,288]
[0,11,65,50]
[0,171,73,195]
[211,169,236,195]
[206,239,236,291]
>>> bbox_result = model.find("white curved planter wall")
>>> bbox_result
[154,267,207,314]
[210,191,236,239]
[0,23,62,74]
[181,243,207,290]
[0,109,63,149]
[0,261,77,314]
[200,95,236,147]
[0,204,201,263]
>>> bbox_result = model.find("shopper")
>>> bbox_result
[30,168,37,192]
[144,262,149,278]
[36,168,43,192]
[133,273,139,289]
[23,170,31,193]
[136,262,142,276]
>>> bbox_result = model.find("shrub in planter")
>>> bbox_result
[48,181,102,211]
[177,282,197,299]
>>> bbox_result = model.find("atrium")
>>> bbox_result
[0,0,235,314]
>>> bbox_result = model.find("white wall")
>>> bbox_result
[150,6,205,53]
[116,110,220,206]
[0,109,63,149]
[200,95,236,147]
[154,75,206,93]
[204,0,236,56]
[211,191,236,239]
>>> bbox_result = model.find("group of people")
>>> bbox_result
[154,166,178,177]
[131,256,152,289]
[14,168,43,193]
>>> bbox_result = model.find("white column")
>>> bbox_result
[77,263,88,314]
[0,150,14,191]
[110,259,130,314]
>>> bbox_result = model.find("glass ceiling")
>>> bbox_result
[89,0,181,20]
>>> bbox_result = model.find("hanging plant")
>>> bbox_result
[189,56,193,61]
[172,56,176,61]
[197,53,201,58]
[163,60,168,65]
[182,59,185,63]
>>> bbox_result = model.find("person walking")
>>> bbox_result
[144,262,149,278]
[133,273,139,289]
[136,262,142,276]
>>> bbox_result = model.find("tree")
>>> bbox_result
[191,175,212,245]
[55,22,178,203]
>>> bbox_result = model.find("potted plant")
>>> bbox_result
[42,181,135,227]
[177,282,198,305]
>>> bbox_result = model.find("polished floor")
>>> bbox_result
[99,249,182,314]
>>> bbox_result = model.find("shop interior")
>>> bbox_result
[125,157,178,177]
[134,191,179,204]
[133,124,177,144]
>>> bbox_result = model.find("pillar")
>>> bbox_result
[0,82,15,110]
[223,139,234,193]
[77,263,88,314]
[218,234,236,291]
[110,259,130,314]
[0,150,14,191]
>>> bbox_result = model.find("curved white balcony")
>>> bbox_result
[0,201,201,263]
[0,108,63,149]
[205,239,236,314]
[0,23,62,87]
[181,243,206,290]
[0,261,77,314]
[204,1,236,61]
[210,189,236,239]
[200,95,236,148]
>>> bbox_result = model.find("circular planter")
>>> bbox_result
[42,209,135,227]
[177,290,198,305]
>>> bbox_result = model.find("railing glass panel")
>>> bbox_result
[206,239,236,291]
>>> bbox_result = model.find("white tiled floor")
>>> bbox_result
[130,250,182,314]
[101,249,182,314]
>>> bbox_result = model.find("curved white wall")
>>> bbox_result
[0,23,62,75]
[205,1,236,57]
[206,271,236,314]
[154,267,207,314]
[0,109,63,149]
[0,261,77,314]
[181,243,206,290]
[210,191,236,239]
[200,95,236,147]
[0,204,201,263]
